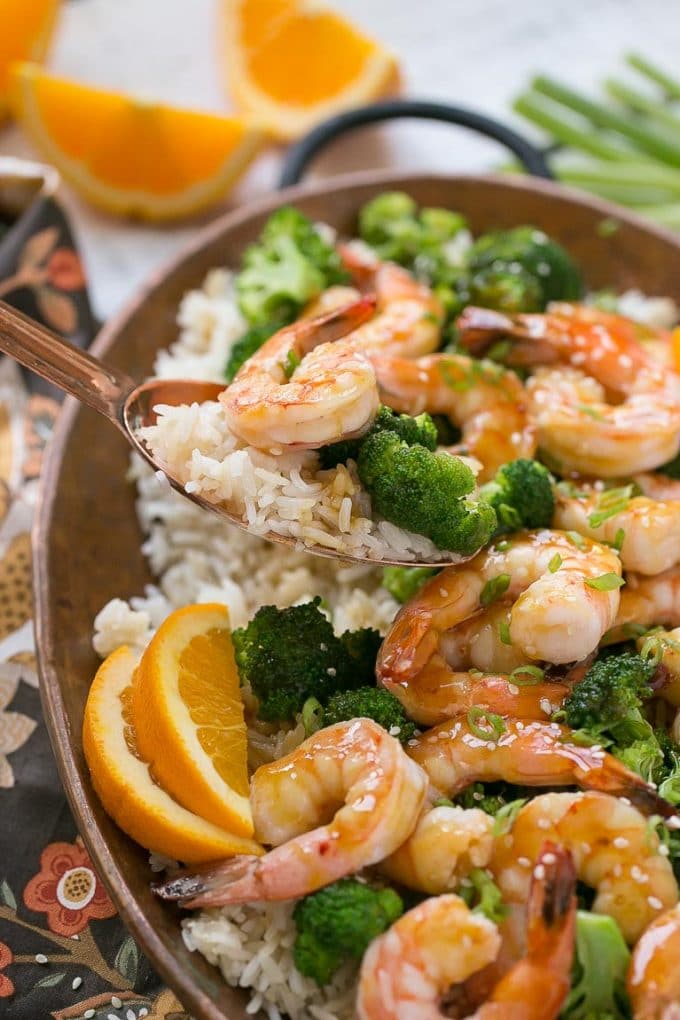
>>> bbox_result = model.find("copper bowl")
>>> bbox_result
[33,171,680,1019]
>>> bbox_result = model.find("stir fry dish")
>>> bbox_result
[86,193,680,1019]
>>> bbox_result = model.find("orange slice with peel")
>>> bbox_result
[133,604,253,835]
[8,62,266,221]
[83,646,262,864]
[0,0,60,124]
[222,0,400,140]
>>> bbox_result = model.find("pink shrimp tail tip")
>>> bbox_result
[152,855,261,908]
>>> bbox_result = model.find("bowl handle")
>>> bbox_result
[279,99,552,188]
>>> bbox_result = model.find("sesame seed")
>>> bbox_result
[84,1012,96,1020]
[508,683,520,696]
[35,953,48,964]
[72,977,82,991]
[439,588,449,598]
[537,818,551,830]
[631,866,647,884]
[620,797,632,807]
[533,863,546,879]
[542,852,556,865]
[111,997,123,1010]
[648,896,663,909]
[473,791,483,801]
[660,844,670,857]
[613,837,628,849]
[518,856,531,867]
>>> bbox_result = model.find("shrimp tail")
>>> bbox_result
[483,842,576,1017]
[296,294,377,347]
[578,757,680,825]
[152,854,261,908]
[455,306,516,352]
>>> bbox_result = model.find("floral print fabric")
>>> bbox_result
[0,360,188,1019]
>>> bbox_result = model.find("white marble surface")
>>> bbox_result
[2,0,680,319]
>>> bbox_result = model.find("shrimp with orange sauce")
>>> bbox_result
[456,304,680,477]
[152,719,428,907]
[357,843,576,1020]
[407,717,677,821]
[377,530,620,726]
[627,903,680,1018]
[369,353,535,481]
[379,803,495,894]
[221,297,380,451]
[489,791,679,944]
[554,483,680,575]
[608,567,680,641]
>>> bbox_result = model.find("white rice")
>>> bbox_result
[93,265,679,1020]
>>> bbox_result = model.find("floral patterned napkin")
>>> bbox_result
[0,358,188,1019]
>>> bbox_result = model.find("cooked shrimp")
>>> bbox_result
[408,717,677,821]
[635,627,680,709]
[490,791,679,943]
[635,472,680,502]
[627,903,680,1019]
[610,567,680,639]
[335,243,444,358]
[554,484,680,575]
[370,353,535,481]
[221,297,380,450]
[527,365,680,477]
[457,304,680,477]
[152,720,428,907]
[380,804,494,894]
[357,842,576,1020]
[377,530,620,725]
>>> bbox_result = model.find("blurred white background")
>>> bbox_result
[2,0,679,318]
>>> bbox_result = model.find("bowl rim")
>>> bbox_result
[32,168,680,1018]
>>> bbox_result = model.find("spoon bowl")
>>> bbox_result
[0,299,463,567]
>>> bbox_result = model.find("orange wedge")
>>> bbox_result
[83,646,262,864]
[8,62,266,221]
[133,604,253,836]
[222,0,400,140]
[0,0,60,124]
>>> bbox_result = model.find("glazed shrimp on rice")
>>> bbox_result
[457,303,680,476]
[358,843,576,1020]
[491,792,679,944]
[221,297,380,451]
[154,719,428,907]
[377,530,621,725]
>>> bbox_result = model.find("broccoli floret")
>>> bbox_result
[358,191,466,266]
[561,912,631,1019]
[318,406,437,470]
[322,686,417,744]
[357,431,497,554]
[467,226,583,308]
[459,868,507,924]
[559,651,654,746]
[382,565,439,603]
[480,458,555,531]
[293,878,404,986]
[235,207,348,327]
[454,781,511,816]
[232,599,378,722]
[468,265,543,313]
[224,322,280,382]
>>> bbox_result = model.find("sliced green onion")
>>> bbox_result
[548,553,562,573]
[467,707,506,741]
[641,635,664,667]
[493,798,528,836]
[495,539,512,553]
[486,339,512,362]
[566,530,586,550]
[282,349,301,379]
[577,403,605,422]
[510,664,545,686]
[588,484,634,528]
[613,528,626,552]
[480,573,511,608]
[627,53,680,100]
[433,796,455,809]
[499,621,512,646]
[302,697,324,736]
[622,622,650,639]
[585,572,625,591]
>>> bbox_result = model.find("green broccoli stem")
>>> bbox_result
[512,93,636,162]
[530,75,680,166]
[604,78,680,138]
[627,52,680,100]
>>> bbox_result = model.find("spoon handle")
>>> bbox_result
[0,300,135,426]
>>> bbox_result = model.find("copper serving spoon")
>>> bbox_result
[0,299,464,567]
